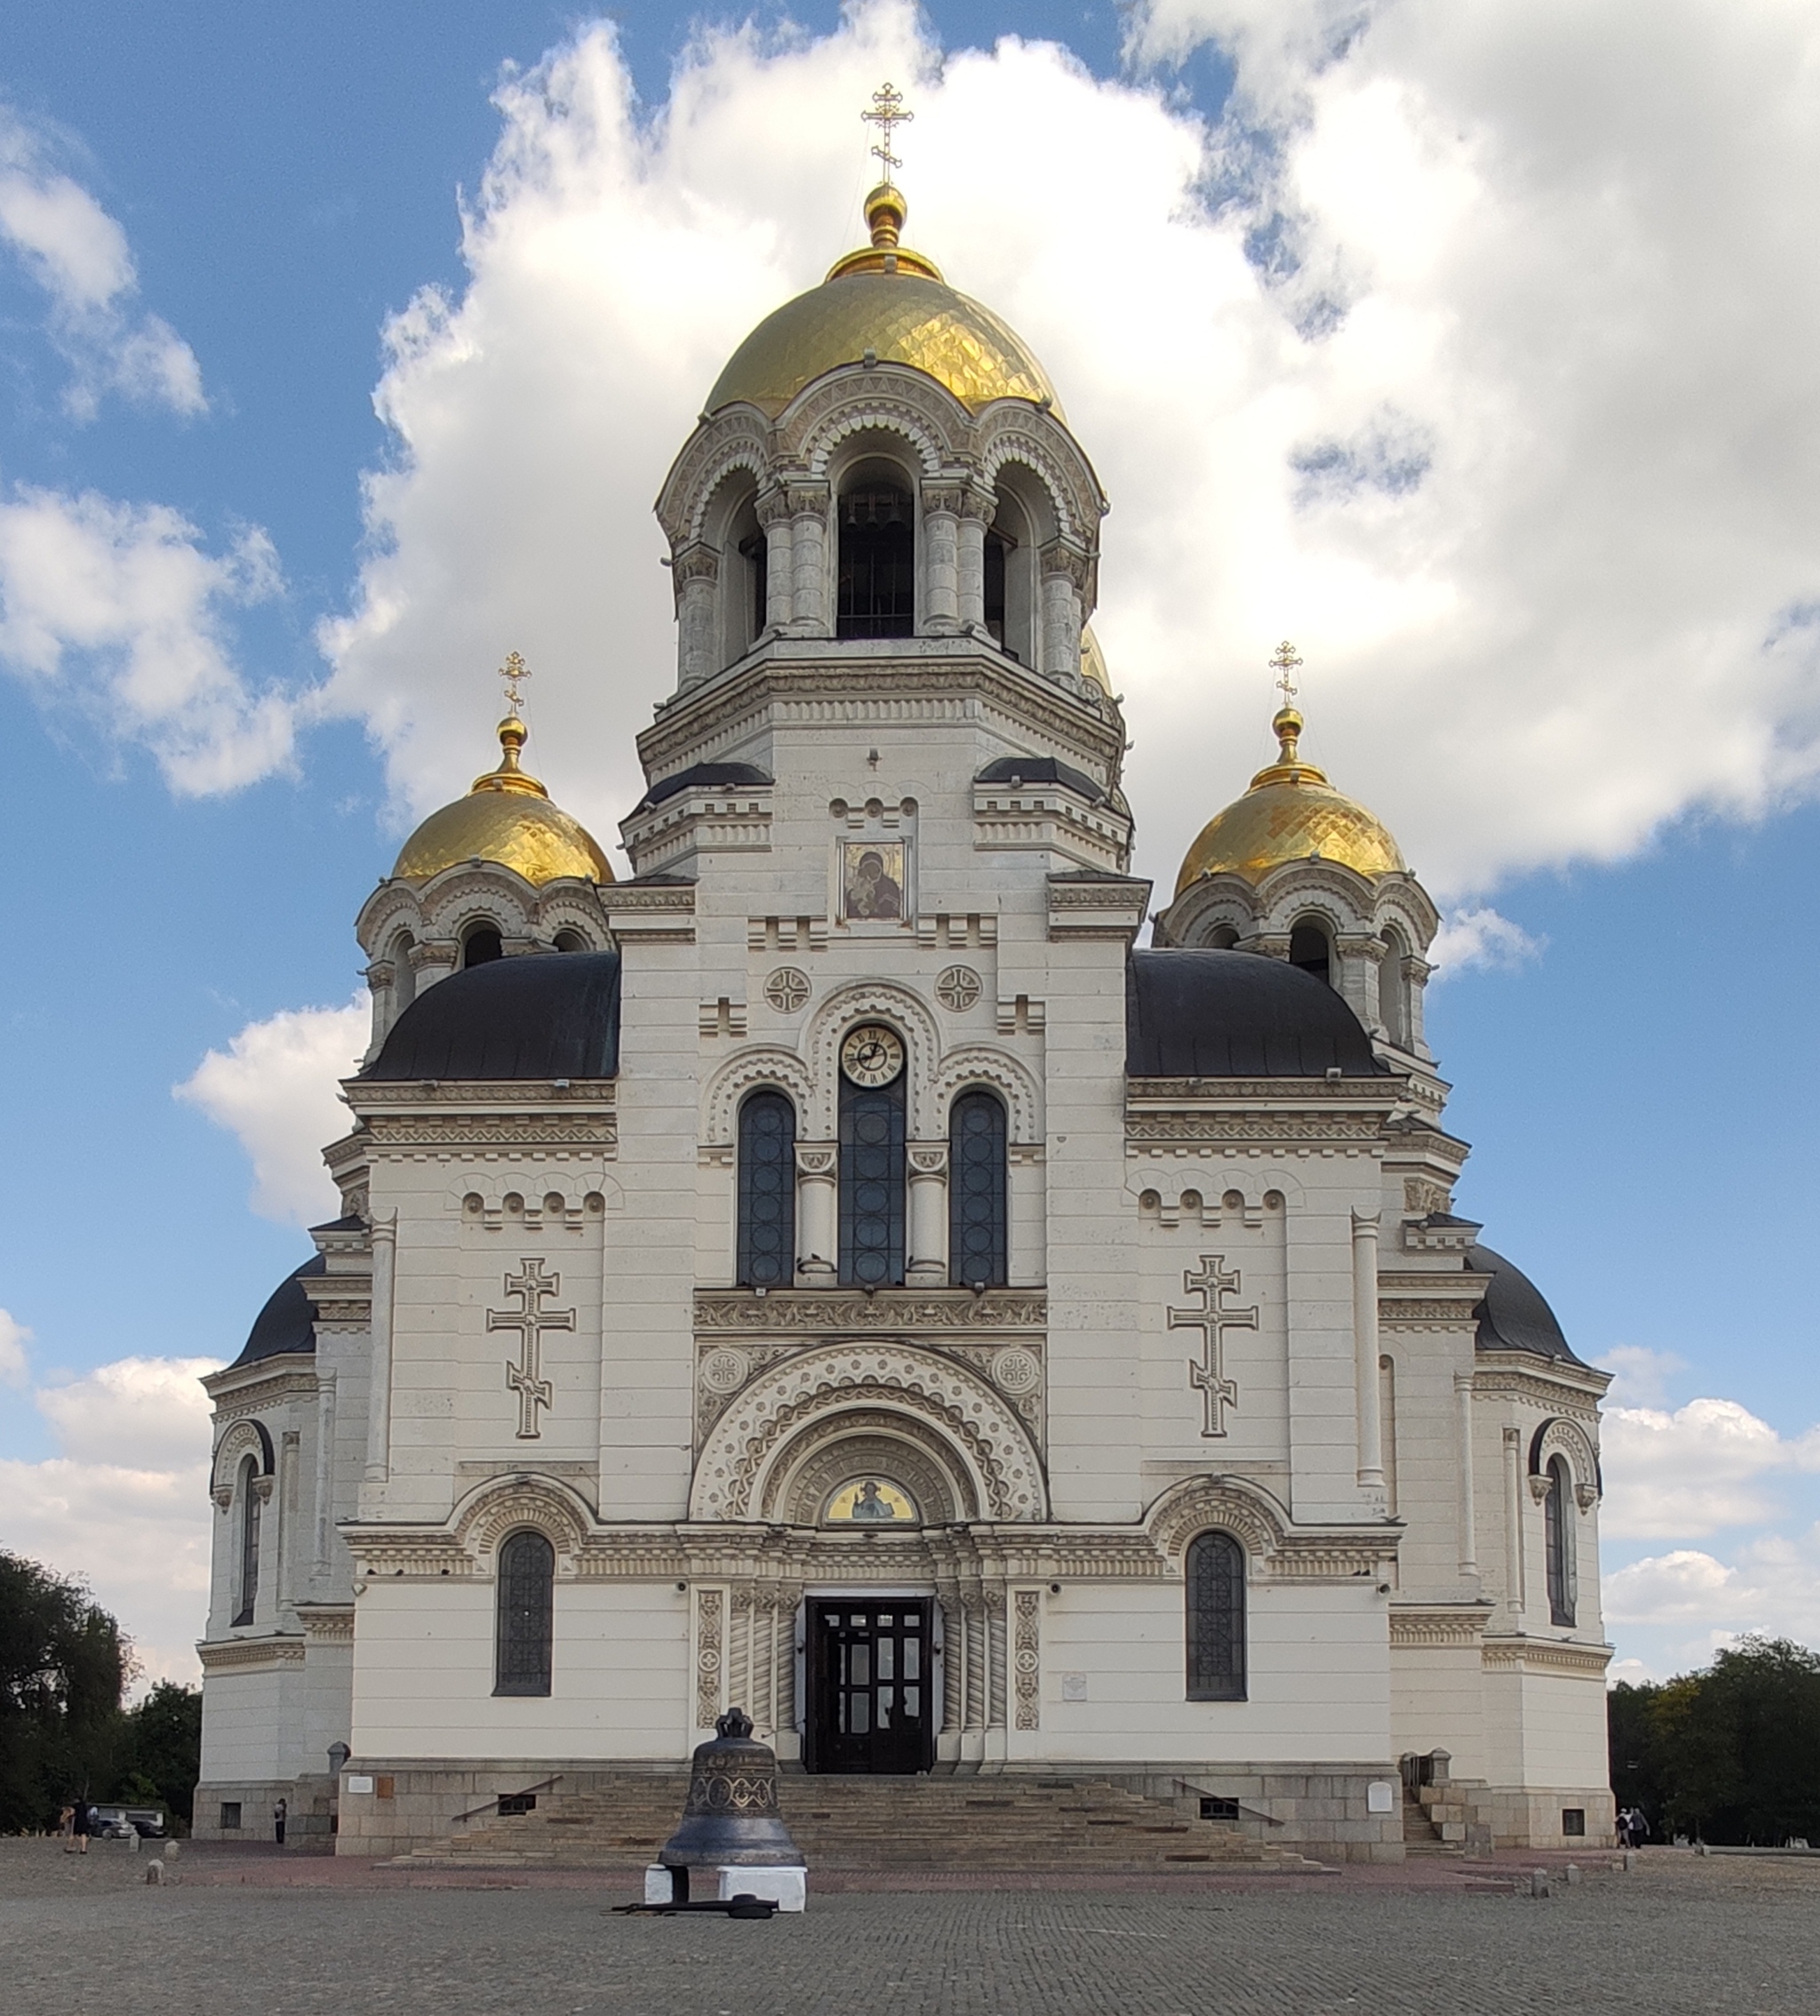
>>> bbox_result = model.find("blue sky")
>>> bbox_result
[3,1,1818,1681]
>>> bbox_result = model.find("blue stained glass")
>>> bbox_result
[738,1091,796,1287]
[949,1090,1007,1288]
[840,1075,905,1285]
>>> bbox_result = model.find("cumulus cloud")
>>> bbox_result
[0,484,296,794]
[1604,1529,1820,1669]
[0,1354,224,1687]
[0,108,204,417]
[319,0,1820,893]
[1600,1396,1820,1540]
[0,1308,29,1387]
[175,997,367,1225]
[1598,1344,1687,1411]
[1428,905,1541,977]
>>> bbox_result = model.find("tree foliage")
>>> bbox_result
[1609,1636,1820,1844]
[0,1550,201,1834]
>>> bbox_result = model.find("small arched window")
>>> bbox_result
[839,1065,906,1286]
[1379,929,1409,1047]
[1545,1457,1577,1627]
[738,1091,797,1288]
[232,1455,260,1627]
[949,1090,1007,1288]
[1289,920,1332,987]
[552,929,587,954]
[1185,1530,1247,1701]
[1208,924,1241,950]
[463,924,504,968]
[495,1530,555,1696]
[836,482,914,639]
[390,931,417,1012]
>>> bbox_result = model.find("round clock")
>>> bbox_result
[840,1023,905,1088]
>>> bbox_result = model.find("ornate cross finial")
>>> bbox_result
[499,651,531,717]
[1270,639,1303,707]
[863,82,914,182]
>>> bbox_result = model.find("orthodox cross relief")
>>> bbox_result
[1169,1256,1258,1438]
[487,1259,576,1439]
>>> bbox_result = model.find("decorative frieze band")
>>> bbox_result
[1481,1637,1613,1678]
[196,1636,308,1672]
[693,1288,1047,1333]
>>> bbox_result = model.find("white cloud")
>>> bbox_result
[318,1,1820,893]
[0,109,204,418]
[0,1308,29,1387]
[0,484,296,795]
[1604,1528,1820,1671]
[1601,1396,1820,1540]
[0,1354,224,1689]
[1597,1344,1687,1412]
[1427,905,1541,977]
[175,997,367,1226]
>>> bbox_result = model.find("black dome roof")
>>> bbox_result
[364,950,621,1082]
[231,1256,323,1367]
[1126,948,1385,1078]
[1467,1244,1585,1365]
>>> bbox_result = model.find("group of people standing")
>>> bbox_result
[1616,1805,1651,1847]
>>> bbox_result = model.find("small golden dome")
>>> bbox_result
[1175,706,1406,894]
[392,716,613,886]
[1080,623,1113,695]
[706,185,1061,420]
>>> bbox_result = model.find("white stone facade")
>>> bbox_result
[196,291,1612,1863]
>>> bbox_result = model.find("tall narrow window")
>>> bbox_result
[738,531,768,648]
[233,1455,260,1627]
[1289,920,1332,986]
[738,1091,797,1288]
[1545,1456,1577,1627]
[495,1530,555,1696]
[1185,1530,1247,1701]
[1379,929,1409,1047]
[836,484,914,638]
[984,531,1010,651]
[949,1090,1007,1288]
[390,931,417,1012]
[840,1072,906,1285]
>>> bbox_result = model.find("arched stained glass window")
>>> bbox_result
[1185,1530,1247,1701]
[495,1530,555,1696]
[840,1073,905,1286]
[232,1454,260,1628]
[1545,1456,1577,1627]
[949,1090,1007,1288]
[738,1091,797,1288]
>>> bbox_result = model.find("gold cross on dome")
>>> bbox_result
[863,82,914,181]
[499,651,531,716]
[1270,639,1303,706]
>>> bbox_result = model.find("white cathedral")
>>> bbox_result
[196,175,1614,1861]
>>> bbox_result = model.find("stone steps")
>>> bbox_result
[396,1773,1320,1872]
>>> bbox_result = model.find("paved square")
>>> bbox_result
[4,1844,1815,2014]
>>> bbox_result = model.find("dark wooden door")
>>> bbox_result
[807,1600,933,1774]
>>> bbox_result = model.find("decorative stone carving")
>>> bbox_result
[486,1260,576,1440]
[693,1288,1046,1333]
[935,964,982,1012]
[700,1347,752,1396]
[990,1347,1042,1398]
[696,1587,725,1727]
[1167,1257,1258,1439]
[1013,1588,1042,1731]
[763,967,811,1014]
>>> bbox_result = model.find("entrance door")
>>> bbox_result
[807,1599,934,1774]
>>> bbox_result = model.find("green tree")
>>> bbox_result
[0,1551,130,1833]
[122,1681,202,1828]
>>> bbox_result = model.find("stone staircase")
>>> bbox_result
[395,1772,1321,1873]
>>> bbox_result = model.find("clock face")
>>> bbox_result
[840,1023,905,1089]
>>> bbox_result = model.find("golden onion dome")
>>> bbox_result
[1175,706,1406,895]
[1080,623,1113,695]
[706,184,1061,420]
[392,716,613,887]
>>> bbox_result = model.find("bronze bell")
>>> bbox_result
[659,1708,804,1881]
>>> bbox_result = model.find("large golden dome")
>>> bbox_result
[1175,707,1405,894]
[706,185,1060,420]
[393,716,612,886]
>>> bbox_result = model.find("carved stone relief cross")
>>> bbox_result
[487,1259,576,1439]
[1168,1255,1257,1438]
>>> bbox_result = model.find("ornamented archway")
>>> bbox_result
[689,1341,1047,1523]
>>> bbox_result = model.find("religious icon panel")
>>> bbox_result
[841,839,907,920]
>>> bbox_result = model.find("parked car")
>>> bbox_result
[92,1805,167,1840]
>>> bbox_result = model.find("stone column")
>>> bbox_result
[906,1142,949,1286]
[673,544,720,687]
[922,484,962,633]
[1039,542,1086,682]
[956,487,993,634]
[312,1370,338,1584]
[363,1214,397,1483]
[1406,956,1434,1057]
[1454,1371,1479,1580]
[1352,1211,1385,1491]
[787,482,831,635]
[756,488,794,635]
[410,940,459,998]
[1501,1426,1525,1625]
[363,960,395,1061]
[795,1142,838,1284]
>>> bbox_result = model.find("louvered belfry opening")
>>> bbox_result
[836,484,914,638]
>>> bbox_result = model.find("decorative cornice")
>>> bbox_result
[1126,1112,1386,1146]
[204,1364,319,1407]
[349,1080,616,1108]
[1481,1636,1613,1677]
[693,1288,1047,1334]
[196,1635,307,1672]
[1126,1078,1403,1108]
[1389,1604,1495,1649]
[1472,1364,1611,1406]
[361,1113,618,1153]
[293,1604,355,1643]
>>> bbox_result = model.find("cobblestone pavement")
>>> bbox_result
[3,1842,1815,2015]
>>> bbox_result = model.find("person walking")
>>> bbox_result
[69,1797,92,1856]
[273,1796,287,1847]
